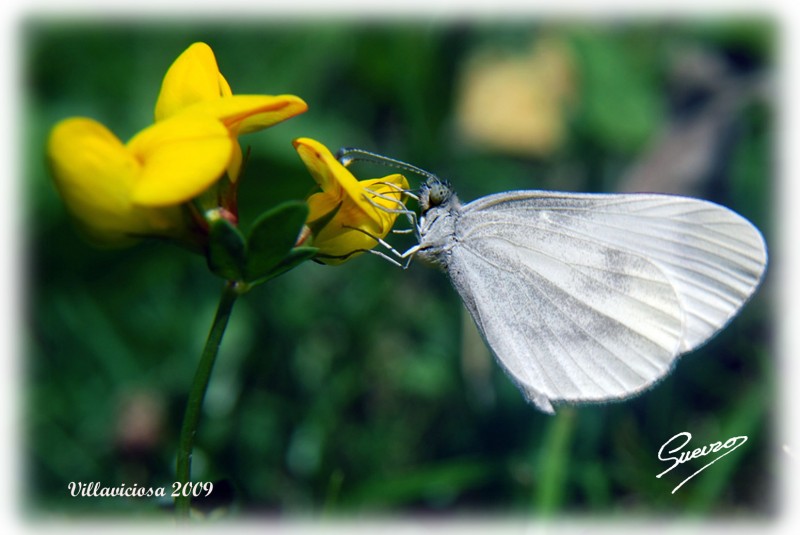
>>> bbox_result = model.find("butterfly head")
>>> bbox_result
[419,177,455,214]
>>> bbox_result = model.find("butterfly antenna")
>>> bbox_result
[336,147,440,184]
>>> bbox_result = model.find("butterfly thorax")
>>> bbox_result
[416,179,462,268]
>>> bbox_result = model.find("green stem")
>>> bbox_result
[175,281,240,519]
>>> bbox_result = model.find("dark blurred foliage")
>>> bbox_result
[24,17,775,519]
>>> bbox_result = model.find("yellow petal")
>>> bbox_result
[227,141,244,182]
[309,180,407,264]
[47,117,182,244]
[296,138,410,264]
[293,137,351,193]
[155,42,232,121]
[310,228,381,265]
[313,174,404,239]
[218,72,233,98]
[296,138,409,229]
[357,176,410,233]
[293,138,408,226]
[127,114,234,206]
[306,189,343,226]
[184,94,308,136]
[231,95,307,134]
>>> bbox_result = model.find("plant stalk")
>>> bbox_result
[175,280,239,519]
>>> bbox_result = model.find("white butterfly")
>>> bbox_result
[337,148,768,414]
[404,179,767,414]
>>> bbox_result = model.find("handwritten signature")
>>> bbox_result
[656,432,748,494]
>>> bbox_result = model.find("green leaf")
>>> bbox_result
[249,246,319,287]
[268,246,318,278]
[245,201,309,282]
[207,218,246,281]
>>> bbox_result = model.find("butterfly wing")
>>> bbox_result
[447,191,766,413]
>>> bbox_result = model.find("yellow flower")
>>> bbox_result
[155,42,308,181]
[47,114,234,245]
[293,138,409,265]
[48,41,308,248]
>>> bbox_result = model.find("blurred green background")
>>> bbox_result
[25,17,775,518]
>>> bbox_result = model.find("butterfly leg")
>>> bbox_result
[342,226,407,258]
[341,226,419,269]
[319,247,404,268]
[362,186,419,235]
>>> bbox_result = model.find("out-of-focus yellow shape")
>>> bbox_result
[455,37,575,157]
[293,138,409,265]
